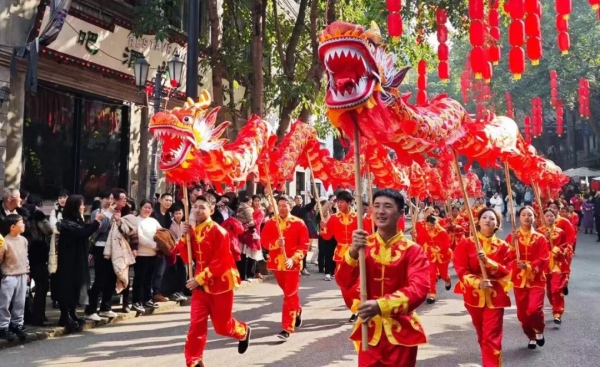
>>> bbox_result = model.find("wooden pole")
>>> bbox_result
[264,165,287,260]
[366,166,375,234]
[182,185,194,279]
[306,154,325,220]
[352,118,369,351]
[451,150,488,279]
[503,161,520,260]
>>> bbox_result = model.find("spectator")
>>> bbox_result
[163,205,188,302]
[582,195,595,234]
[316,197,336,280]
[0,214,29,340]
[523,187,533,206]
[56,195,102,332]
[237,197,263,281]
[151,193,174,304]
[593,192,600,242]
[133,199,161,312]
[49,190,68,309]
[215,197,235,222]
[291,193,317,276]
[490,192,504,216]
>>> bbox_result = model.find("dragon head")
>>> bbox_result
[318,21,409,111]
[149,90,230,172]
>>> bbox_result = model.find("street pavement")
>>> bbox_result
[2,226,600,367]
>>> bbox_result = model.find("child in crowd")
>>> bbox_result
[0,214,29,340]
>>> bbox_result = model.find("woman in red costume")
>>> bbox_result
[505,206,549,349]
[446,206,469,251]
[454,208,512,367]
[538,208,571,326]
[422,214,452,304]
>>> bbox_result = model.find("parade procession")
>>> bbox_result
[0,0,599,367]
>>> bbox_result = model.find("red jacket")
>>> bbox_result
[505,229,549,288]
[261,215,309,272]
[538,226,572,274]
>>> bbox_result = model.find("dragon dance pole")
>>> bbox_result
[503,161,520,260]
[264,165,287,260]
[306,154,325,220]
[533,183,545,223]
[352,116,369,351]
[451,150,488,279]
[366,166,375,234]
[182,185,194,279]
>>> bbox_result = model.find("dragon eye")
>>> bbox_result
[182,116,192,124]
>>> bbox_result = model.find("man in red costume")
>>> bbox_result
[423,215,452,304]
[336,189,429,367]
[179,196,251,367]
[320,190,362,322]
[261,195,310,340]
[446,206,469,251]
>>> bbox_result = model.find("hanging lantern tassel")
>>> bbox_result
[509,47,525,80]
[591,0,600,11]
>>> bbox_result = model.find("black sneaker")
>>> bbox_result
[563,285,569,296]
[554,317,562,325]
[0,328,15,341]
[277,330,290,341]
[238,325,251,354]
[132,303,145,313]
[445,280,452,291]
[348,314,358,323]
[528,340,537,349]
[145,300,159,309]
[536,334,545,347]
[295,311,302,328]
[426,297,436,304]
[121,305,131,314]
[10,324,27,340]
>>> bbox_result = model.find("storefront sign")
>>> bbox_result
[39,7,190,87]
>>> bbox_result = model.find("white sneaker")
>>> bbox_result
[99,310,117,318]
[85,313,102,321]
[325,274,332,281]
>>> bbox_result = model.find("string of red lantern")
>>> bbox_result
[556,0,571,55]
[469,0,487,79]
[531,97,543,137]
[417,60,428,106]
[437,8,450,82]
[488,1,501,66]
[507,0,526,80]
[506,92,514,118]
[525,0,543,65]
[550,70,559,108]
[556,100,564,136]
[579,78,591,119]
[524,116,532,144]
[386,0,402,42]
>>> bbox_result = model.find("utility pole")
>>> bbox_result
[186,0,200,99]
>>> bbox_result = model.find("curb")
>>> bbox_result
[0,274,275,349]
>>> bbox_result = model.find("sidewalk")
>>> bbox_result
[0,273,274,349]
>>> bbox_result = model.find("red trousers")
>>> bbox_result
[465,305,504,367]
[335,261,360,310]
[274,271,302,332]
[185,289,247,367]
[429,261,450,297]
[357,337,418,367]
[546,273,567,318]
[514,287,545,340]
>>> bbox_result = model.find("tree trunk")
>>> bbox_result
[251,0,264,116]
[208,0,225,114]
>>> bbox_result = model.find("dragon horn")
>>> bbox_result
[183,97,195,108]
[197,90,212,109]
[369,21,381,35]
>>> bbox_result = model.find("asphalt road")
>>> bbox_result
[2,226,600,367]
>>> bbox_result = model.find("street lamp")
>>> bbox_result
[0,85,10,107]
[132,54,184,201]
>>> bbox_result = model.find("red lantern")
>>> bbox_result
[556,16,569,32]
[469,0,484,18]
[437,26,448,43]
[526,37,543,65]
[490,27,501,40]
[470,20,486,46]
[471,46,486,78]
[509,0,526,18]
[386,0,401,12]
[525,0,541,14]
[556,0,572,19]
[488,45,501,65]
[550,70,557,78]
[387,12,403,39]
[417,75,427,89]
[591,0,600,11]
[418,60,427,74]
[482,61,493,82]
[556,102,564,136]
[509,47,526,79]
[525,14,541,36]
[438,61,450,81]
[438,43,449,61]
[417,90,428,106]
[557,32,570,54]
[436,8,447,23]
[509,21,525,46]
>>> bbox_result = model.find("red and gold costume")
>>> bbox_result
[179,218,248,367]
[422,224,452,298]
[505,229,549,341]
[567,212,579,254]
[538,226,571,319]
[445,215,469,250]
[454,234,513,367]
[336,232,429,367]
[321,210,361,308]
[261,215,310,333]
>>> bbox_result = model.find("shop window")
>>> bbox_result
[22,84,129,203]
[295,171,306,195]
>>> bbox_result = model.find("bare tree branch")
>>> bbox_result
[284,0,310,76]
[272,0,287,76]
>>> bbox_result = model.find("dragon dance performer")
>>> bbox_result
[538,208,571,326]
[261,195,310,340]
[548,201,576,294]
[179,196,251,367]
[454,208,513,367]
[505,206,549,349]
[446,206,469,251]
[320,191,363,322]
[422,215,453,304]
[411,206,434,245]
[560,206,580,255]
[336,189,429,367]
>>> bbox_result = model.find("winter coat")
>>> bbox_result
[236,203,254,227]
[48,203,64,274]
[56,217,100,307]
[103,214,138,293]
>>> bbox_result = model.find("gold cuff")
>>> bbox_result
[376,298,391,317]
[344,250,359,267]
